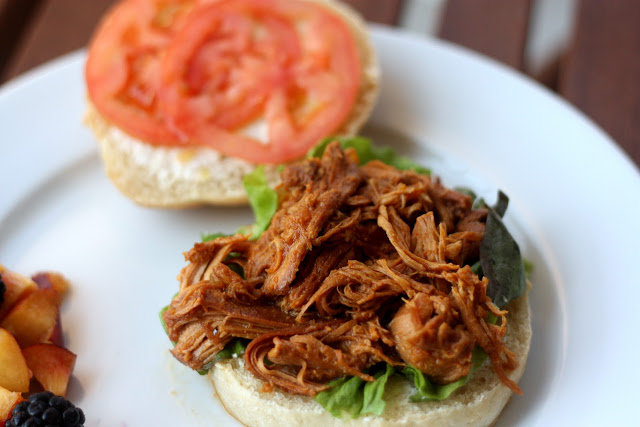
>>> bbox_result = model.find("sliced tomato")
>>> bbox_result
[86,0,197,144]
[86,0,361,164]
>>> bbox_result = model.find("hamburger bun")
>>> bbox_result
[84,0,380,208]
[209,293,531,427]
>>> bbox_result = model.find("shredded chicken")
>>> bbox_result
[163,141,521,396]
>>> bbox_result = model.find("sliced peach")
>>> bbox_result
[0,385,24,423]
[0,288,59,347]
[0,270,38,320]
[32,272,69,347]
[22,343,76,397]
[0,328,31,393]
[32,271,70,299]
[48,316,65,347]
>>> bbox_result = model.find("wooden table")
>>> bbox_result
[1,0,638,169]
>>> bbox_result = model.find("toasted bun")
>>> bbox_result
[209,293,531,427]
[84,0,380,208]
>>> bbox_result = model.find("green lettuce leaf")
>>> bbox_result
[212,338,249,363]
[243,166,279,239]
[159,291,180,345]
[308,136,430,174]
[315,364,395,418]
[159,305,173,344]
[315,376,365,418]
[201,232,228,242]
[196,338,249,375]
[401,347,487,402]
[361,364,395,416]
[523,258,534,277]
[201,166,278,241]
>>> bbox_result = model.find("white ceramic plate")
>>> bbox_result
[1,26,640,426]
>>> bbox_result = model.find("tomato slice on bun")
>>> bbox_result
[86,0,361,164]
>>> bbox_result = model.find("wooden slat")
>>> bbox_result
[0,0,44,82]
[559,0,640,166]
[1,0,116,84]
[342,0,405,25]
[438,0,532,70]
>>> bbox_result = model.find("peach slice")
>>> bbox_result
[32,271,70,299]
[0,270,38,320]
[0,385,24,424]
[48,318,65,348]
[0,288,59,347]
[22,343,77,397]
[32,272,69,347]
[0,328,31,393]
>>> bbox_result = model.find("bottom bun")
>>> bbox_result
[209,293,531,427]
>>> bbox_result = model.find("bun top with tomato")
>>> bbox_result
[84,0,380,207]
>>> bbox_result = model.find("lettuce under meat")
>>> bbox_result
[401,347,487,402]
[308,136,430,174]
[315,364,395,418]
[242,166,279,239]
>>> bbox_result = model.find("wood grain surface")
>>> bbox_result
[0,0,115,83]
[559,0,640,165]
[439,0,532,70]
[0,0,44,79]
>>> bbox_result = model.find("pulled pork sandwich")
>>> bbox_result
[162,140,531,426]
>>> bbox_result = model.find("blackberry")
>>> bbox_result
[5,392,85,427]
